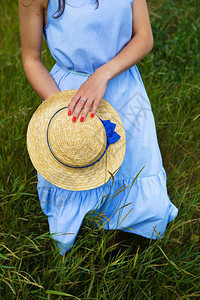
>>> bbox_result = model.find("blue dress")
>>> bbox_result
[37,0,178,255]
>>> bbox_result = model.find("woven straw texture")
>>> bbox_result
[27,90,126,191]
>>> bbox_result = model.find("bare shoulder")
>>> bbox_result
[18,0,49,62]
[18,0,47,11]
[18,0,49,28]
[131,0,153,40]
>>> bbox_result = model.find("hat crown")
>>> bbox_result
[47,108,107,168]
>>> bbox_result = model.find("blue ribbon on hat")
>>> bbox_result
[46,107,121,168]
[99,118,121,149]
[99,117,121,150]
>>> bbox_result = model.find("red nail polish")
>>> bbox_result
[68,110,71,116]
[91,113,94,118]
[72,116,76,122]
[80,116,84,122]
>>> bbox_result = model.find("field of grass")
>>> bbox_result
[0,0,199,299]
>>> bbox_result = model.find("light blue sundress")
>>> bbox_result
[37,0,179,255]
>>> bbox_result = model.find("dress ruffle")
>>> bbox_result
[37,166,178,256]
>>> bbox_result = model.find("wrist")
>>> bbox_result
[94,64,114,82]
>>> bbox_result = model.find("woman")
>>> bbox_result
[18,0,178,255]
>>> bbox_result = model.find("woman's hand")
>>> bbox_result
[67,69,110,122]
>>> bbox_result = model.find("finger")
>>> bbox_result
[68,92,81,115]
[79,98,95,122]
[90,99,101,118]
[72,98,88,122]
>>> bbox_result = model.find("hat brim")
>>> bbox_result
[27,90,126,191]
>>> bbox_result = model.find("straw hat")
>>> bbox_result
[27,90,126,191]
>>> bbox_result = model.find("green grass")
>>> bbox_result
[0,0,199,299]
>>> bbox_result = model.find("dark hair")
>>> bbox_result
[53,0,99,19]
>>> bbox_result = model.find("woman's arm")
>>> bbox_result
[97,0,154,80]
[18,0,60,100]
[68,0,154,121]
